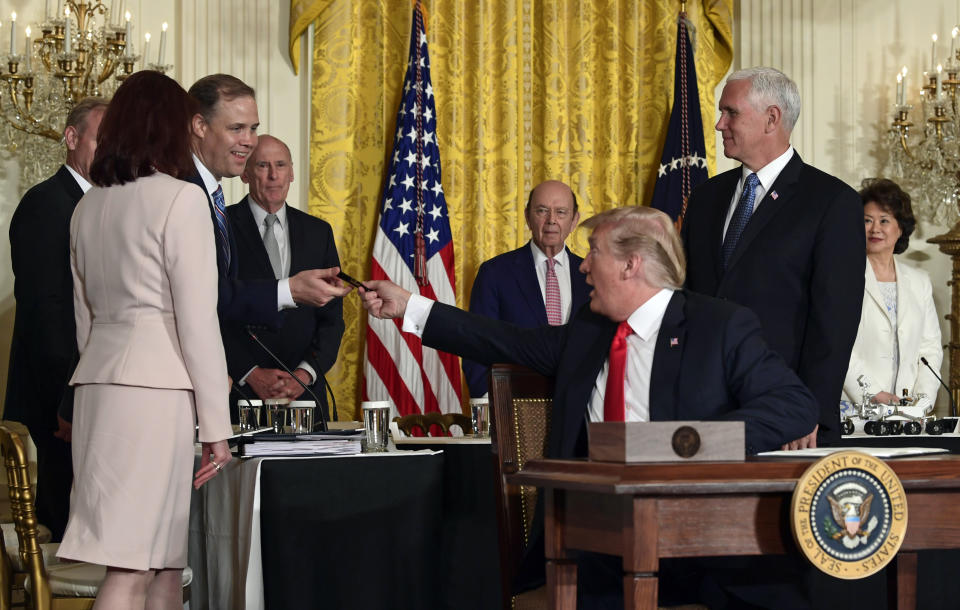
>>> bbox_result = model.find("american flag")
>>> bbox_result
[649,10,709,229]
[363,1,463,417]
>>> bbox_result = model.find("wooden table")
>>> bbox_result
[509,455,960,609]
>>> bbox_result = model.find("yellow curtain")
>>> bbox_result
[290,0,732,420]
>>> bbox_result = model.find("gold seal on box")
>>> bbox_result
[791,450,908,579]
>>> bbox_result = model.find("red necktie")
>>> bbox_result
[603,320,633,422]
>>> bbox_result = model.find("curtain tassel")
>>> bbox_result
[414,231,429,287]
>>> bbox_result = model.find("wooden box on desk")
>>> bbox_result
[588,421,745,462]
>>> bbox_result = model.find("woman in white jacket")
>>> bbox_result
[842,179,942,405]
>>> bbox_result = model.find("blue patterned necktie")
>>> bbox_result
[721,172,760,269]
[212,185,231,269]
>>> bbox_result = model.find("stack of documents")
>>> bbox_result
[239,432,362,457]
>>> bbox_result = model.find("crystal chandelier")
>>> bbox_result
[888,28,960,413]
[0,0,171,192]
[886,30,960,226]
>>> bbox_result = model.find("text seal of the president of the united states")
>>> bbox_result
[790,450,907,579]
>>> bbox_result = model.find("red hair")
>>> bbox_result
[90,71,197,186]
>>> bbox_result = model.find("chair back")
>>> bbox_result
[0,425,53,609]
[488,364,553,609]
[393,411,472,437]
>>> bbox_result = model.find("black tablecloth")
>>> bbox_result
[259,453,443,610]
[395,442,502,610]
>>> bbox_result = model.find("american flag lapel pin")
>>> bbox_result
[670,337,679,347]
[770,190,779,200]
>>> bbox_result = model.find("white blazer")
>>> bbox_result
[841,258,943,403]
[69,173,232,442]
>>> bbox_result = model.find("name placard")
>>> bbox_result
[588,421,745,462]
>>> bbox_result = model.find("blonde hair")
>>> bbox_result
[580,206,685,289]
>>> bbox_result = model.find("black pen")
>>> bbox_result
[336,270,372,292]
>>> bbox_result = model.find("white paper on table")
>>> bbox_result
[757,446,949,459]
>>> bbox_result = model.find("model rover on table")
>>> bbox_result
[839,376,955,436]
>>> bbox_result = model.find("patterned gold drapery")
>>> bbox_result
[290,0,733,420]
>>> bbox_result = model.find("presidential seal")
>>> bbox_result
[790,450,908,579]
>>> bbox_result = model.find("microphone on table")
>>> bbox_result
[920,356,957,418]
[232,378,255,404]
[246,326,329,432]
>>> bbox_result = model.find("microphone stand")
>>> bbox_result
[246,327,330,432]
[319,370,338,421]
[920,356,958,418]
[232,378,256,404]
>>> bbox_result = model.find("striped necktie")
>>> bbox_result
[212,185,231,269]
[545,258,562,325]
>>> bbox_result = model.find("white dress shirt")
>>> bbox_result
[191,155,295,310]
[722,146,795,237]
[64,164,92,194]
[402,288,676,424]
[530,242,574,323]
[586,288,674,423]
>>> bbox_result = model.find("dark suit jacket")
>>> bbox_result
[222,197,344,416]
[463,243,590,397]
[424,290,818,457]
[5,166,82,431]
[682,152,864,444]
[185,173,282,328]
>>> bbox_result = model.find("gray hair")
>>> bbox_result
[65,97,108,134]
[727,67,801,132]
[580,206,685,290]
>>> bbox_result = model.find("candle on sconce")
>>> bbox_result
[124,11,131,55]
[143,33,150,67]
[64,7,71,54]
[937,63,943,97]
[953,27,959,59]
[9,12,16,56]
[158,22,167,65]
[24,26,31,71]
[897,73,904,106]
[44,0,50,22]
[933,33,939,71]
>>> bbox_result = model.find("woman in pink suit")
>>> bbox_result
[56,71,233,609]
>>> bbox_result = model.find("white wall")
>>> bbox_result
[0,0,309,411]
[715,0,960,412]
